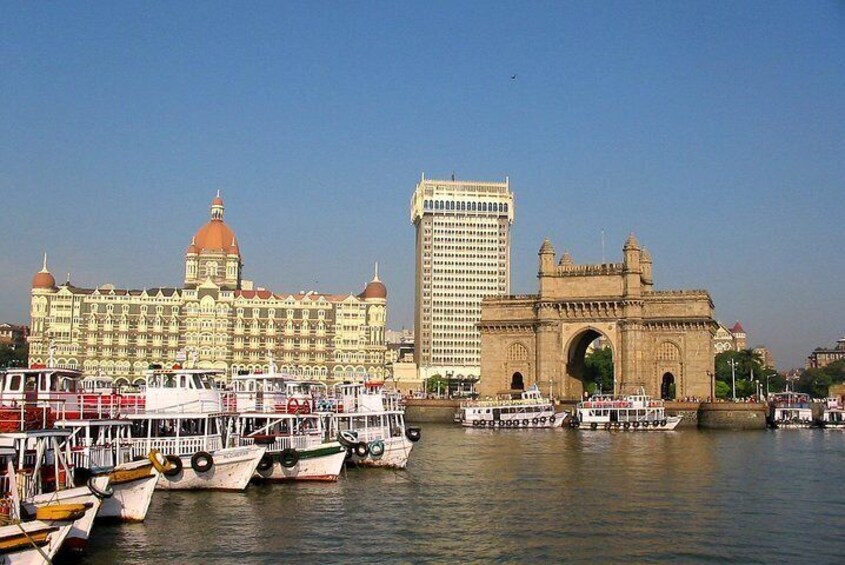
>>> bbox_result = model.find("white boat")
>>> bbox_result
[0,519,74,565]
[0,430,109,554]
[321,380,420,469]
[576,391,682,431]
[769,392,814,428]
[821,397,845,429]
[230,372,346,482]
[456,385,567,429]
[122,367,265,491]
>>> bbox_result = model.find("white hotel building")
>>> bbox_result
[410,174,514,384]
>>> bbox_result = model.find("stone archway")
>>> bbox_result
[479,236,717,400]
[564,328,615,398]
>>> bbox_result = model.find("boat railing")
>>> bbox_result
[462,398,549,408]
[238,434,314,452]
[69,444,119,470]
[0,403,55,432]
[0,471,36,500]
[129,435,223,458]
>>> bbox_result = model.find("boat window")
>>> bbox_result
[7,374,21,392]
[25,376,37,392]
[163,375,176,388]
[193,375,204,389]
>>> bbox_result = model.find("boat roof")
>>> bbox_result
[0,429,73,439]
[124,411,231,420]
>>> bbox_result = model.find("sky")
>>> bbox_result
[1,2,843,369]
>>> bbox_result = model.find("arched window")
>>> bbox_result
[507,343,528,361]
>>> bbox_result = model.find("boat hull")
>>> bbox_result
[579,416,683,431]
[462,411,569,429]
[0,520,74,565]
[156,445,265,491]
[24,478,108,553]
[254,442,346,482]
[97,460,159,522]
[346,436,413,469]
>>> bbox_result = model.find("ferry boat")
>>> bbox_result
[0,429,110,554]
[575,391,682,431]
[768,392,814,428]
[0,451,77,565]
[0,365,159,522]
[456,385,567,428]
[229,372,346,482]
[55,417,160,522]
[820,397,844,429]
[122,367,265,491]
[322,380,420,469]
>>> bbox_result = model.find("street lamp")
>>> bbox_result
[765,371,777,399]
[728,358,738,401]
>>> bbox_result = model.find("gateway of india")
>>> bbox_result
[28,194,388,384]
[479,235,717,400]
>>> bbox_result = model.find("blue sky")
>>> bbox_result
[2,2,843,369]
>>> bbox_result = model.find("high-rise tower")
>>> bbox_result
[410,174,514,384]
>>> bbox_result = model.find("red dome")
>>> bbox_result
[193,221,239,255]
[360,280,387,300]
[32,270,56,289]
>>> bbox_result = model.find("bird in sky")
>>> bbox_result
[511,74,517,80]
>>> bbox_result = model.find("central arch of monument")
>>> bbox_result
[479,235,716,400]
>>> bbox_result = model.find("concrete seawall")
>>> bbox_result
[404,398,769,430]
[697,402,768,430]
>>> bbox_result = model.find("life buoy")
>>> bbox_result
[539,416,547,424]
[148,449,170,474]
[623,422,631,430]
[549,415,556,424]
[287,398,300,414]
[164,455,183,477]
[604,423,611,430]
[191,451,214,473]
[338,430,358,447]
[660,419,667,427]
[652,420,660,428]
[354,442,369,457]
[522,419,529,427]
[256,453,274,472]
[589,422,597,430]
[472,420,480,427]
[532,418,539,425]
[279,448,299,468]
[405,427,422,442]
[632,422,640,428]
[369,440,385,457]
[642,421,649,428]
[87,476,114,499]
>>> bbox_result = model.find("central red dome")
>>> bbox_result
[190,195,240,256]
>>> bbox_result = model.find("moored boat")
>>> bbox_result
[322,380,420,469]
[122,367,265,491]
[768,392,814,428]
[820,397,844,429]
[457,385,567,429]
[576,391,682,431]
[230,372,346,482]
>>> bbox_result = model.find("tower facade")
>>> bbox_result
[185,192,242,290]
[410,174,514,382]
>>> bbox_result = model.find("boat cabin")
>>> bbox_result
[230,373,325,413]
[142,368,223,413]
[0,368,84,404]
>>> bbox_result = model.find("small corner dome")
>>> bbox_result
[32,270,56,290]
[361,279,387,300]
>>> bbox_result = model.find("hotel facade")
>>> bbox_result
[410,174,514,383]
[28,195,387,384]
